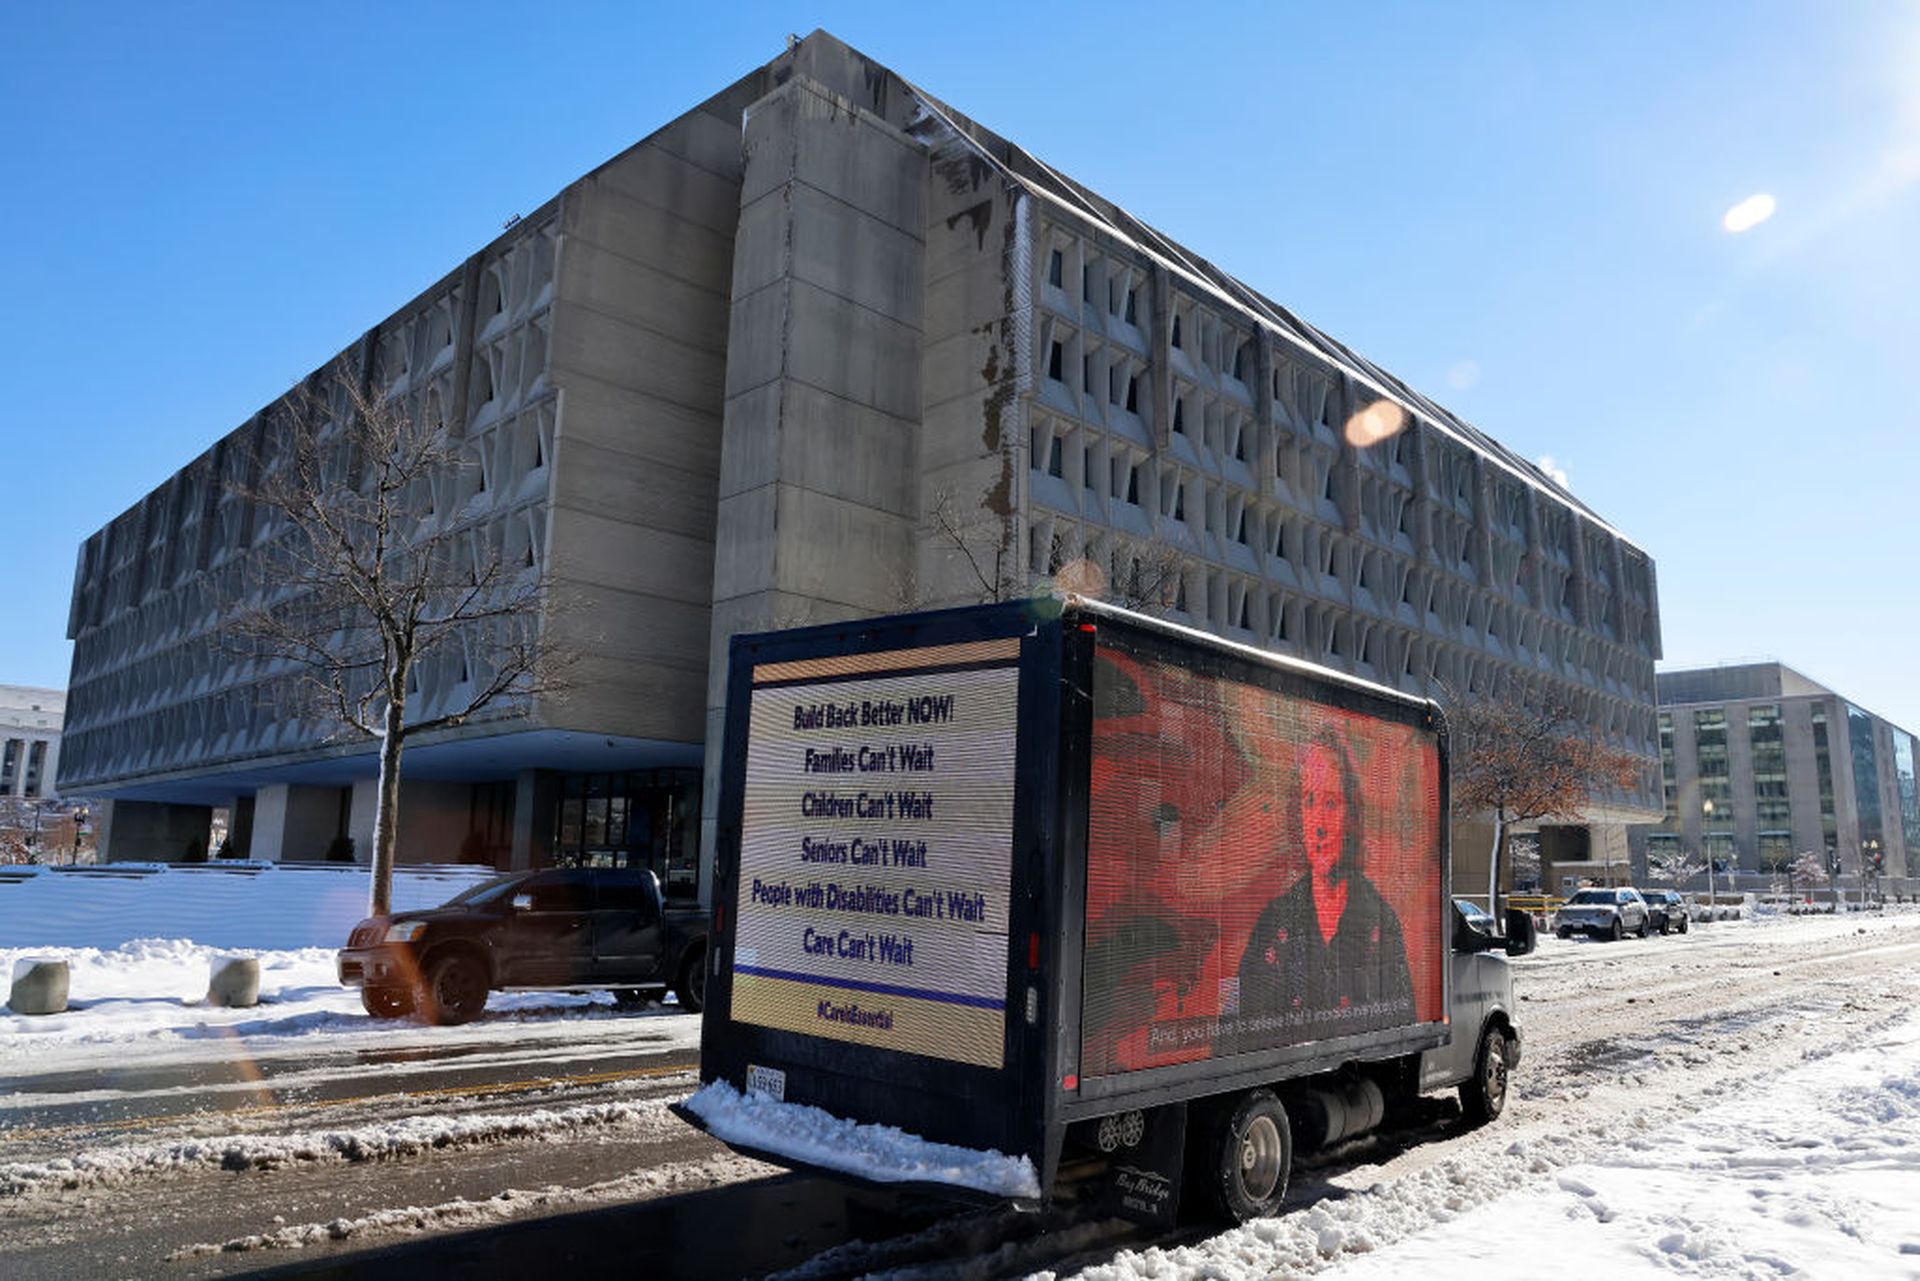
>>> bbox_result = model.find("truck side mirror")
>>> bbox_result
[1504,909,1537,957]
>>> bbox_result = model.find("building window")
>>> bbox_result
[1812,705,1838,846]
[1047,249,1063,288]
[24,741,48,798]
[1047,341,1064,382]
[1695,708,1731,821]
[1748,705,1790,827]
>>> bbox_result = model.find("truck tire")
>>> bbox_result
[361,986,413,1019]
[1193,1089,1291,1223]
[416,953,488,1026]
[1459,1024,1510,1125]
[675,943,707,1014]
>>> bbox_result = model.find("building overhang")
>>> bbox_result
[72,729,703,808]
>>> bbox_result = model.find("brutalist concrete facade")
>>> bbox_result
[1628,663,1918,899]
[61,31,1663,895]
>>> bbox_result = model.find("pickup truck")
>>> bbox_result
[338,867,709,1024]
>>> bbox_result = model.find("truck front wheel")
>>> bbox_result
[416,953,488,1026]
[1459,1024,1511,1125]
[675,943,708,1014]
[1193,1089,1291,1222]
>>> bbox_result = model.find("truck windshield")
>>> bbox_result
[441,873,532,908]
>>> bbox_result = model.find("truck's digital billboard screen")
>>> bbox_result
[1082,641,1444,1077]
[733,639,1020,1069]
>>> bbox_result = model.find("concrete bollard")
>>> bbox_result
[9,957,70,1015]
[207,955,261,1008]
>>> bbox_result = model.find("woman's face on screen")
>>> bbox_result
[1301,745,1347,880]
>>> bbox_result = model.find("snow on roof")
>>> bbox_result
[681,1079,1041,1199]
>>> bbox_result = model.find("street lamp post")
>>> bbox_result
[1702,798,1718,917]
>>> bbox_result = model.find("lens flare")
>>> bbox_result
[1344,399,1407,449]
[1721,193,1777,233]
[1054,557,1107,598]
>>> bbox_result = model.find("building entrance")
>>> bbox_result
[552,768,701,900]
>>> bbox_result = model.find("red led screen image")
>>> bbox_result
[1081,644,1443,1078]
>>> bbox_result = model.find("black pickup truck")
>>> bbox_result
[338,867,710,1025]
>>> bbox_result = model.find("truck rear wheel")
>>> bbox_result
[1192,1089,1291,1223]
[1459,1024,1510,1125]
[675,943,707,1014]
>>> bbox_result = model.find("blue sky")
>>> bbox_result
[2,2,1915,731]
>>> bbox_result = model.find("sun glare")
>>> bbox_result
[1722,193,1777,233]
[1344,399,1408,448]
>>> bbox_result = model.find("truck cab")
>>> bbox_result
[1419,898,1532,1121]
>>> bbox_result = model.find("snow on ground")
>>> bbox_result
[1,1096,686,1199]
[1038,909,1920,1281]
[1323,1007,1920,1279]
[0,938,700,1082]
[0,863,700,1085]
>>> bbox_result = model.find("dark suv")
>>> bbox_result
[338,867,709,1025]
[1642,888,1691,934]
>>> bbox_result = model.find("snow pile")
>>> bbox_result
[0,1097,683,1200]
[0,862,495,950]
[682,1079,1042,1199]
[1047,1005,1920,1280]
[1320,1009,1920,1278]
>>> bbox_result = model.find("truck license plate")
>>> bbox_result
[746,1064,786,1101]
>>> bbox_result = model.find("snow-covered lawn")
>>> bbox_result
[0,862,700,1081]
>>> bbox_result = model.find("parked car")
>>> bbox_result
[1552,887,1651,940]
[338,867,709,1025]
[1642,888,1691,934]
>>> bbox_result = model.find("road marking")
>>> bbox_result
[2,1060,697,1144]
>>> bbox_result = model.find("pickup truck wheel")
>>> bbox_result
[675,944,707,1014]
[361,986,413,1019]
[1193,1089,1291,1223]
[417,954,488,1026]
[1459,1024,1510,1125]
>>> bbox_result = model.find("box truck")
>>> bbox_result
[679,596,1532,1223]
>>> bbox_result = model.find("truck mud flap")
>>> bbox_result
[1079,1102,1187,1228]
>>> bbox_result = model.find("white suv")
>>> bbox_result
[1552,887,1651,941]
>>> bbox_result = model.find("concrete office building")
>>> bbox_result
[1,685,63,801]
[1628,663,1919,899]
[60,31,1663,896]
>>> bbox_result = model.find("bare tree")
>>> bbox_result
[1789,849,1830,906]
[1447,683,1645,923]
[1646,845,1703,889]
[226,358,567,916]
[924,489,1007,604]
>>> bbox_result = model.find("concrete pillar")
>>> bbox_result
[349,777,379,865]
[511,769,560,871]
[93,798,214,863]
[250,784,346,862]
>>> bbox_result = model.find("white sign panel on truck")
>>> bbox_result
[732,639,1020,1068]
